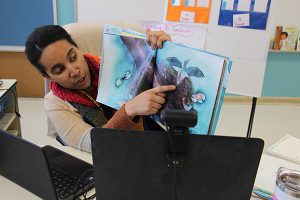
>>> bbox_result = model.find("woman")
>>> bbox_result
[25,25,175,152]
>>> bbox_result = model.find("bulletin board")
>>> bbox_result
[0,0,56,51]
[76,0,275,97]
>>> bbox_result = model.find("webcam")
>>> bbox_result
[161,109,197,130]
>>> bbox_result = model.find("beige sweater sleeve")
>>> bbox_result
[44,91,141,152]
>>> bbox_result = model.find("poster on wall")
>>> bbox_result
[218,0,271,30]
[165,0,212,24]
[143,21,207,49]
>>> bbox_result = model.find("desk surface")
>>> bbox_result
[0,79,16,97]
[0,145,264,200]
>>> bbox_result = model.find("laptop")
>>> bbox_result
[91,128,264,200]
[0,130,94,200]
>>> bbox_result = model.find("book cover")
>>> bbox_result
[297,33,300,51]
[97,24,232,134]
[273,26,282,50]
[280,26,299,51]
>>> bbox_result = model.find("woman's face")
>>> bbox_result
[39,39,91,90]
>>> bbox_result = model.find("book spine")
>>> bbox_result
[297,33,300,51]
[210,59,232,134]
[273,26,282,50]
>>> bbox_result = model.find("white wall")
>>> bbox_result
[76,0,298,97]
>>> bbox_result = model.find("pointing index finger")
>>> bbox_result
[150,85,176,94]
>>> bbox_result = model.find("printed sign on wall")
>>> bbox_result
[143,20,207,49]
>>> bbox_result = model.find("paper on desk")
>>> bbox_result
[265,134,300,164]
[255,135,300,193]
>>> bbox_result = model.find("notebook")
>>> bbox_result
[0,130,94,200]
[255,134,300,193]
[91,128,264,200]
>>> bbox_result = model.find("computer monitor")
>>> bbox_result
[91,128,264,200]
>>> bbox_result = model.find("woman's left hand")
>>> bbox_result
[146,30,171,50]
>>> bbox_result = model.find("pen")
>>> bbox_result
[254,187,273,196]
[252,188,273,200]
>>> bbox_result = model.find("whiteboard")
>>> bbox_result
[0,0,57,51]
[205,0,273,97]
[76,0,276,97]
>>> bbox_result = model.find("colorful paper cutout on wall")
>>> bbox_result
[165,0,212,24]
[218,0,271,30]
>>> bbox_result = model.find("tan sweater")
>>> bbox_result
[44,91,142,152]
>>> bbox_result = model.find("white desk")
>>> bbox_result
[0,79,21,137]
[0,145,265,200]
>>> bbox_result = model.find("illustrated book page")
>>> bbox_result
[97,24,232,134]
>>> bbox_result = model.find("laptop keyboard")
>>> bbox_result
[51,169,84,199]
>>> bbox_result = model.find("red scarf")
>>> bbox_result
[50,54,100,108]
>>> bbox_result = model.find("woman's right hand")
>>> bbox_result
[124,85,176,119]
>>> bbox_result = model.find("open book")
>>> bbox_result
[96,24,232,134]
[255,135,300,193]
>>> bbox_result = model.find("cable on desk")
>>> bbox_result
[0,88,21,118]
[72,168,95,200]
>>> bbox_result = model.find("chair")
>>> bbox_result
[64,21,144,54]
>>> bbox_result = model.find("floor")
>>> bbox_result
[18,98,300,150]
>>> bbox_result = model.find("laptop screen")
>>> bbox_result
[0,130,57,200]
[0,130,94,200]
[91,128,264,200]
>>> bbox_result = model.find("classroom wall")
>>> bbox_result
[72,1,300,98]
[0,0,55,97]
[261,0,300,98]
[0,52,44,97]
[262,52,300,97]
[0,0,72,98]
[56,0,75,25]
[1,0,300,98]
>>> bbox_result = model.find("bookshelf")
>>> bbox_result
[0,79,22,137]
[269,50,300,54]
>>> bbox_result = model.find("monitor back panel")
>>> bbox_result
[91,128,264,200]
